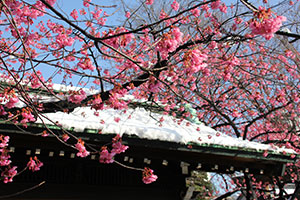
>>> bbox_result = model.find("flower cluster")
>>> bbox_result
[103,27,134,49]
[108,89,128,110]
[75,139,90,157]
[99,134,128,164]
[5,96,19,109]
[210,0,221,9]
[1,166,17,183]
[0,106,6,116]
[0,135,11,167]
[27,156,43,172]
[28,71,45,89]
[147,76,161,93]
[91,94,104,110]
[111,135,129,154]
[145,0,154,5]
[249,7,286,40]
[156,27,183,59]
[99,147,115,164]
[142,167,158,184]
[56,32,74,48]
[184,49,208,74]
[68,89,87,104]
[171,0,180,11]
[1,88,19,109]
[0,148,11,167]
[20,108,35,125]
[78,57,95,71]
[0,135,9,149]
[62,134,70,142]
[70,9,78,20]
[0,135,16,183]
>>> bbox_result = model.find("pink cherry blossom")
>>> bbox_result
[20,108,35,124]
[184,49,208,73]
[263,150,268,157]
[62,134,70,142]
[156,27,183,59]
[45,0,56,6]
[70,9,78,20]
[0,148,11,166]
[219,3,227,13]
[191,8,200,17]
[1,166,17,183]
[171,0,180,11]
[114,117,121,123]
[42,131,49,137]
[142,167,158,184]
[5,96,19,109]
[83,0,91,7]
[99,147,115,163]
[111,134,128,154]
[68,90,87,104]
[0,106,7,116]
[0,136,9,148]
[1,0,300,191]
[78,57,95,70]
[125,11,131,18]
[56,33,74,47]
[249,7,286,40]
[210,0,221,9]
[145,0,154,5]
[234,17,243,24]
[28,71,45,89]
[91,95,104,110]
[111,141,129,154]
[27,156,43,172]
[75,139,90,158]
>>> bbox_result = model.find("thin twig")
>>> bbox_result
[0,181,45,199]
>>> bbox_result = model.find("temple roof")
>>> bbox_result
[35,104,296,156]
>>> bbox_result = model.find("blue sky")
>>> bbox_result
[17,0,291,88]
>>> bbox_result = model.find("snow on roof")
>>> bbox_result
[0,76,295,155]
[36,106,296,155]
[0,80,99,108]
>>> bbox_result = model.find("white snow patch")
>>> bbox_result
[36,106,296,154]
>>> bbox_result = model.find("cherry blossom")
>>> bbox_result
[249,7,286,40]
[20,108,35,124]
[99,147,115,164]
[142,167,158,184]
[0,0,299,194]
[145,0,154,5]
[155,27,183,59]
[0,135,9,148]
[5,96,19,109]
[70,9,78,20]
[210,0,221,9]
[1,166,17,183]
[171,1,180,11]
[62,134,70,142]
[78,58,95,70]
[68,90,87,104]
[27,156,43,172]
[184,49,208,73]
[111,134,128,154]
[75,139,90,158]
[125,11,131,18]
[0,148,11,166]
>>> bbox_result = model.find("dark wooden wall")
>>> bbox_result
[0,132,187,200]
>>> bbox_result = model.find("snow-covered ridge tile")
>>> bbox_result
[36,106,296,155]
